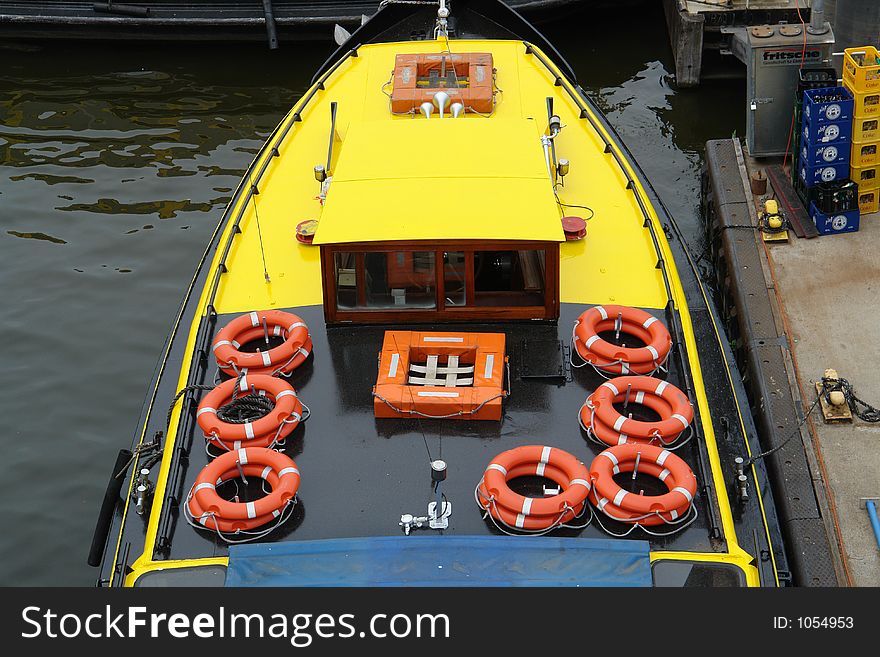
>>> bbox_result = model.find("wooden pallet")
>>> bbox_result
[766,165,819,239]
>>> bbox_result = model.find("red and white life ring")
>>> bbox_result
[582,375,693,446]
[573,305,671,375]
[477,445,591,531]
[588,443,696,526]
[212,310,312,377]
[187,447,300,533]
[197,374,303,451]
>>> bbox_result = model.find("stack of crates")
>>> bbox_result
[810,179,861,235]
[791,68,838,193]
[843,46,880,215]
[797,86,853,201]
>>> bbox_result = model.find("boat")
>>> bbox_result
[0,0,583,44]
[90,0,789,587]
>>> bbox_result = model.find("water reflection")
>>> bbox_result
[0,40,332,585]
[6,230,67,244]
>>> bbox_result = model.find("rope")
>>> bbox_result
[554,190,595,221]
[821,375,880,423]
[205,401,309,455]
[741,374,880,467]
[166,384,215,429]
[591,501,698,538]
[216,393,274,424]
[373,390,507,420]
[473,482,593,536]
[117,437,163,478]
[720,213,793,235]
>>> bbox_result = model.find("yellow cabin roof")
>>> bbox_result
[314,119,564,244]
[208,38,670,315]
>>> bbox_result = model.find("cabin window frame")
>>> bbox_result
[320,240,559,323]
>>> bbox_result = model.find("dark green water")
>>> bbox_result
[0,3,743,585]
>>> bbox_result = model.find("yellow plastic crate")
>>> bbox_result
[853,116,880,141]
[852,139,880,167]
[852,163,880,191]
[843,46,880,93]
[859,188,880,215]
[847,85,880,118]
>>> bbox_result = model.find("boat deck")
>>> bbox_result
[160,303,720,562]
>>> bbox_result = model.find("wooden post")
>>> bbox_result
[663,0,704,88]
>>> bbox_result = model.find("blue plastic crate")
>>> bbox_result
[801,141,849,166]
[801,115,853,144]
[798,156,850,187]
[809,201,860,235]
[803,86,854,125]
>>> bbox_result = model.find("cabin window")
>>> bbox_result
[443,251,467,306]
[651,560,746,587]
[322,241,558,323]
[474,250,546,307]
[335,251,437,310]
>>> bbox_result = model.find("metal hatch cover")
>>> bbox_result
[516,337,568,382]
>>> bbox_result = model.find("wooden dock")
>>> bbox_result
[0,0,582,45]
[663,0,813,86]
[703,138,845,585]
[704,136,880,586]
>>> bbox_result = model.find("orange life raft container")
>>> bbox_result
[373,330,506,420]
[390,52,495,115]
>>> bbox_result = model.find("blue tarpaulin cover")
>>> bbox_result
[225,535,652,587]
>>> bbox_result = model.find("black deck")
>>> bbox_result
[158,303,723,561]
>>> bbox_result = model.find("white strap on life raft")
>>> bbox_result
[408,354,475,387]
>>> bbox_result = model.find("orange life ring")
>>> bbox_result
[580,387,674,446]
[187,447,300,533]
[589,443,696,526]
[477,445,591,531]
[478,462,587,530]
[589,376,693,443]
[197,374,303,451]
[212,310,312,377]
[573,305,671,375]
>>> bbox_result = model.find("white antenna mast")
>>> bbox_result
[435,0,450,38]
